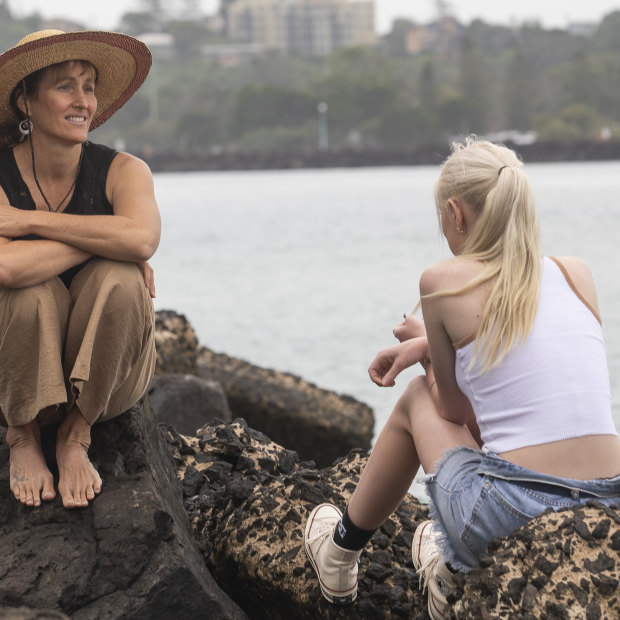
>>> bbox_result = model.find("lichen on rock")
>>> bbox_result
[166,419,431,619]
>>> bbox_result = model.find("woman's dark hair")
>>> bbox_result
[9,66,48,120]
[1,60,97,149]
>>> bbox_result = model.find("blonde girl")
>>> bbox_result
[303,138,620,618]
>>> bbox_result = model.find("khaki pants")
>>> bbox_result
[0,258,156,427]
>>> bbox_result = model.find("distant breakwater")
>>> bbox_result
[144,140,620,173]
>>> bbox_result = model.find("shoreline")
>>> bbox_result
[143,140,620,173]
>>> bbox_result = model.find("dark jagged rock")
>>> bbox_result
[154,309,199,375]
[149,372,232,435]
[0,610,70,619]
[196,349,374,468]
[166,417,620,620]
[153,310,373,468]
[452,503,620,619]
[0,401,247,620]
[165,419,430,619]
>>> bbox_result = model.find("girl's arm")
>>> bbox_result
[368,336,429,387]
[420,263,476,425]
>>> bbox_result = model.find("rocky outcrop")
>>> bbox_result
[154,309,199,375]
[5,307,620,619]
[165,419,430,619]
[0,401,247,620]
[0,611,70,619]
[166,418,620,620]
[196,348,374,468]
[149,372,232,435]
[154,310,374,468]
[452,502,620,619]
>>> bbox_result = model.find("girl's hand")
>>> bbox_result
[368,337,429,387]
[393,313,426,343]
[138,261,156,298]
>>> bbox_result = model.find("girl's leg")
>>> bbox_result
[347,375,480,530]
[305,375,479,604]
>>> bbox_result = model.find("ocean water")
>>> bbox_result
[150,161,620,444]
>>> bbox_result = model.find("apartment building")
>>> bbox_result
[226,0,376,57]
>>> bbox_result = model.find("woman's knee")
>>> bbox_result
[71,259,145,304]
[0,280,69,328]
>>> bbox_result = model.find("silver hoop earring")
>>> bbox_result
[18,119,33,138]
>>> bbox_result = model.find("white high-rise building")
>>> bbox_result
[226,0,376,57]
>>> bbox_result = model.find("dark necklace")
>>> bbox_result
[22,85,84,212]
[28,136,84,213]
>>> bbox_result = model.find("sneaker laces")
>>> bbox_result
[306,521,336,548]
[416,552,441,594]
[415,526,444,593]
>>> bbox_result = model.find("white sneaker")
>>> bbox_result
[412,520,455,620]
[304,503,361,604]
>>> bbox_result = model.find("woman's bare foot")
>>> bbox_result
[56,407,102,508]
[6,421,56,507]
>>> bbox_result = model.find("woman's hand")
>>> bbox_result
[368,336,429,387]
[138,261,156,298]
[393,313,426,343]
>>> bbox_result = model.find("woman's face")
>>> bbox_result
[21,61,97,145]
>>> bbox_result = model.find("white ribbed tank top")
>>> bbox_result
[455,256,616,453]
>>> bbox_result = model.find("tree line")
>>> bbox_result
[2,6,620,157]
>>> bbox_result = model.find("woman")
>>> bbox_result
[304,138,620,617]
[0,30,160,510]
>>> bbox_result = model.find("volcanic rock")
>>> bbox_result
[149,372,232,435]
[154,309,199,375]
[196,349,374,467]
[165,418,430,619]
[0,401,247,620]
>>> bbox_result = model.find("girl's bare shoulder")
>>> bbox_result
[550,255,600,316]
[420,257,485,295]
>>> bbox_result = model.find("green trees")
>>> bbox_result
[105,12,620,151]
[7,5,617,153]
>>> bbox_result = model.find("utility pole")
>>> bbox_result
[317,102,329,151]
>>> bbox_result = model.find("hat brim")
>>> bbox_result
[0,31,152,131]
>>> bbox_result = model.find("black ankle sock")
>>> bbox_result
[332,506,377,551]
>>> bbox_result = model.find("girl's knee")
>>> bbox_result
[400,375,430,402]
[387,376,429,429]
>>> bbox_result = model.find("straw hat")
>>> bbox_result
[0,29,152,132]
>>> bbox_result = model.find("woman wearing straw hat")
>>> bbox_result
[0,30,160,509]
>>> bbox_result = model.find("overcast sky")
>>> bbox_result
[7,0,620,33]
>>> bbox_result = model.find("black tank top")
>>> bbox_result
[0,141,118,286]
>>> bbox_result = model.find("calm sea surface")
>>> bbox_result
[150,161,620,444]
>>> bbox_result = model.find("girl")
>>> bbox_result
[304,138,620,618]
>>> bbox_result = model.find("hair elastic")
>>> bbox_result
[498,165,508,176]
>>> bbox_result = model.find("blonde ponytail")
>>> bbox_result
[431,137,541,371]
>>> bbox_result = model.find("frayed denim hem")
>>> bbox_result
[421,445,486,573]
[425,495,475,573]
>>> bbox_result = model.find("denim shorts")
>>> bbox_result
[423,446,620,572]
